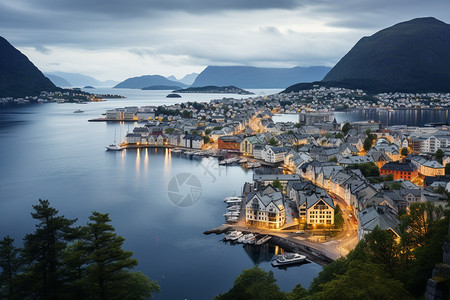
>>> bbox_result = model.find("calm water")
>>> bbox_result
[0,88,322,300]
[334,108,450,127]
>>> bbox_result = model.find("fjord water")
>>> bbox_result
[0,89,322,299]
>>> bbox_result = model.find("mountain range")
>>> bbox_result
[191,66,331,88]
[0,36,56,97]
[285,17,450,93]
[114,75,188,89]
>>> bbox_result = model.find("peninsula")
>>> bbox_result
[173,85,254,95]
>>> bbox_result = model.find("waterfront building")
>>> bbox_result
[245,186,286,229]
[125,133,142,144]
[298,111,333,125]
[218,135,243,150]
[181,134,203,149]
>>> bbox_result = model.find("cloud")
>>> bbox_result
[34,45,51,54]
[2,0,450,80]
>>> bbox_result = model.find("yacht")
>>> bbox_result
[225,230,243,241]
[227,205,240,211]
[271,252,306,267]
[238,233,255,244]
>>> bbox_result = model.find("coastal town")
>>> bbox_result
[95,86,450,263]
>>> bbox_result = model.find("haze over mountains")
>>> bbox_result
[191,66,331,88]
[285,17,450,93]
[167,73,199,86]
[45,72,118,87]
[0,36,56,97]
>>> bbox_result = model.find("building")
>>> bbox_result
[410,155,445,177]
[262,146,288,163]
[290,182,335,225]
[253,174,301,190]
[298,112,333,125]
[358,205,400,241]
[181,134,203,149]
[218,135,243,151]
[380,160,418,181]
[245,186,286,229]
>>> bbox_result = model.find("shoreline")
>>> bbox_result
[204,225,336,266]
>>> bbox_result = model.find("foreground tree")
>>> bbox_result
[215,266,288,300]
[83,212,159,299]
[436,149,444,164]
[18,199,78,299]
[0,236,21,299]
[311,261,409,300]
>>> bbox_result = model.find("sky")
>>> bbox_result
[1,0,450,81]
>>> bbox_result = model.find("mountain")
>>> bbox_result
[320,17,450,93]
[191,66,331,88]
[114,75,188,89]
[167,73,198,86]
[45,72,118,87]
[141,85,182,90]
[0,36,56,97]
[46,74,72,87]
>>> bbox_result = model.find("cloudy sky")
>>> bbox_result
[1,0,450,81]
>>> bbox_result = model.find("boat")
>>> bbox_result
[171,149,182,153]
[238,233,255,244]
[238,233,254,243]
[225,217,238,223]
[224,212,240,217]
[247,161,262,169]
[255,235,271,245]
[239,158,248,163]
[73,109,84,113]
[225,199,242,205]
[271,252,306,267]
[224,196,241,202]
[228,205,240,211]
[225,230,242,240]
[106,129,124,151]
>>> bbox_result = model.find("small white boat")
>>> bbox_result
[171,149,182,153]
[239,158,248,163]
[271,252,306,267]
[106,129,124,151]
[247,161,262,168]
[238,233,255,244]
[224,196,241,202]
[225,230,242,240]
[226,217,238,223]
[106,144,124,151]
[225,199,242,204]
[224,212,240,217]
[228,205,240,211]
[73,109,84,113]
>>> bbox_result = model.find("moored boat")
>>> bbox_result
[224,230,243,241]
[271,252,306,267]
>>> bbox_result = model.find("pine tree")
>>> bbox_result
[83,212,159,299]
[0,236,21,299]
[18,199,78,299]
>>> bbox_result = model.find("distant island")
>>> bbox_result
[84,86,95,89]
[173,86,254,95]
[142,85,182,90]
[166,93,182,98]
